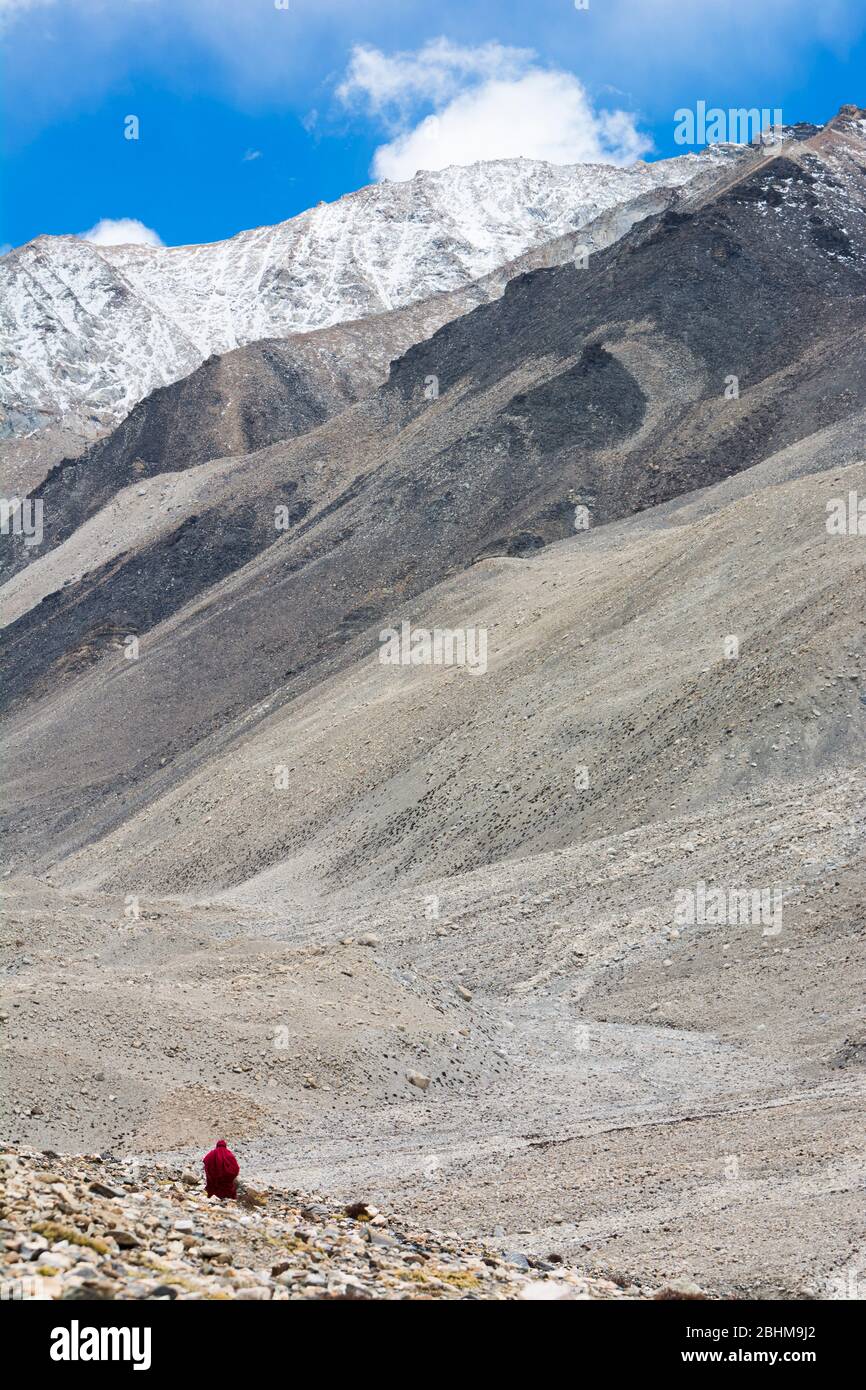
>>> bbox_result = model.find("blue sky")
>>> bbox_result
[1,0,864,251]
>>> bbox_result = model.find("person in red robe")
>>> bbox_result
[202,1139,240,1199]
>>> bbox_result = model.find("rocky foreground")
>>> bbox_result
[0,1147,708,1301]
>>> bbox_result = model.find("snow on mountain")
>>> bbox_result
[0,151,742,438]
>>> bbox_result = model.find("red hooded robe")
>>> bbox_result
[203,1139,240,1199]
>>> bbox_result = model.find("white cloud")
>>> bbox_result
[0,0,54,27]
[338,41,651,180]
[243,148,262,161]
[337,38,534,116]
[79,217,163,248]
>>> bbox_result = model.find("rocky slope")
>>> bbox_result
[0,149,744,441]
[1,1148,673,1299]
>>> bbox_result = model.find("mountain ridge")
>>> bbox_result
[1,114,864,874]
[0,147,744,442]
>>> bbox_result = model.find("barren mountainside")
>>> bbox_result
[1,107,865,1303]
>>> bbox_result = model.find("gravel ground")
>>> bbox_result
[1,1148,687,1301]
[3,771,863,1298]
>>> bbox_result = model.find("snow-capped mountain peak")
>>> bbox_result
[1,150,743,439]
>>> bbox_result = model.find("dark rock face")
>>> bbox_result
[0,335,381,585]
[3,501,293,709]
[500,345,647,453]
